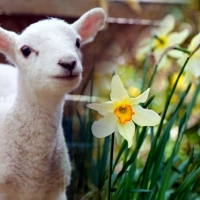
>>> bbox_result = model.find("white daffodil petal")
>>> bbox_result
[177,55,188,67]
[110,74,129,102]
[136,45,151,61]
[91,114,117,138]
[186,57,200,78]
[137,38,152,58]
[168,50,184,59]
[132,105,161,126]
[87,101,114,116]
[177,55,200,81]
[189,33,200,50]
[168,29,189,46]
[157,55,171,69]
[159,15,175,35]
[129,88,150,105]
[154,51,163,63]
[117,121,135,148]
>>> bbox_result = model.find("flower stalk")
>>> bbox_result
[108,133,115,200]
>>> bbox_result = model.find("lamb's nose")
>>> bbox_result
[58,60,76,71]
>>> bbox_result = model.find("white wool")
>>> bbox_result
[0,8,106,200]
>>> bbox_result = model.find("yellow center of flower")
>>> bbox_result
[154,35,168,49]
[114,100,134,124]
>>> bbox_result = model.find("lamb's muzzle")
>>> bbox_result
[0,7,106,200]
[58,60,76,71]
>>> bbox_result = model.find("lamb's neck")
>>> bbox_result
[15,90,64,118]
[16,78,65,119]
[12,77,66,139]
[7,78,66,157]
[15,92,64,122]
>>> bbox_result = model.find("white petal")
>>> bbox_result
[132,105,161,126]
[158,15,175,35]
[117,121,135,148]
[91,114,117,138]
[136,39,152,60]
[168,50,184,59]
[87,101,114,116]
[129,88,150,105]
[110,74,129,101]
[177,55,188,67]
[189,32,200,50]
[185,57,200,78]
[157,55,171,69]
[177,55,200,80]
[136,45,151,61]
[168,29,189,46]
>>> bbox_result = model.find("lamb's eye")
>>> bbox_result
[76,38,80,49]
[21,46,32,58]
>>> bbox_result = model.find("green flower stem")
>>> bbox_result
[174,46,191,54]
[186,81,200,121]
[108,133,115,200]
[147,45,177,88]
[147,63,158,88]
[155,44,199,140]
[141,53,150,92]
[141,44,200,190]
[148,44,194,88]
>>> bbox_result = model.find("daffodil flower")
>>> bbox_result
[137,15,189,68]
[178,33,200,81]
[87,74,161,148]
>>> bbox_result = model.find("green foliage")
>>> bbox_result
[65,37,200,200]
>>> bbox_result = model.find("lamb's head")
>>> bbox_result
[0,8,106,96]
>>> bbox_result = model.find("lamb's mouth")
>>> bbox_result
[54,74,80,80]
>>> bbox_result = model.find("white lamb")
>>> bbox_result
[0,8,106,200]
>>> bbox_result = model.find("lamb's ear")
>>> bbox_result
[0,27,18,61]
[71,8,106,45]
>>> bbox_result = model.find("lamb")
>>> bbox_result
[0,8,106,200]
